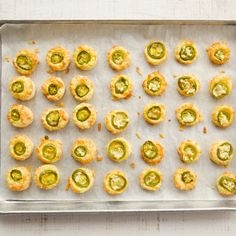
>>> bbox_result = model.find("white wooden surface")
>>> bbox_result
[1,0,236,235]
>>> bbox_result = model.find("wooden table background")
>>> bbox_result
[1,0,236,235]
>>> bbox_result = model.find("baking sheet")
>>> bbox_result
[1,23,236,203]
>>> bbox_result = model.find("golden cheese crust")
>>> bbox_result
[72,103,96,129]
[41,76,65,101]
[216,172,236,196]
[9,76,36,101]
[142,71,167,96]
[69,75,94,102]
[173,168,197,191]
[6,166,31,191]
[175,40,198,65]
[73,45,97,70]
[46,46,70,71]
[13,49,39,75]
[7,104,34,128]
[36,137,62,164]
[107,45,131,71]
[143,103,166,125]
[71,139,97,164]
[144,41,168,65]
[212,105,235,128]
[41,108,69,131]
[207,42,230,65]
[9,135,34,161]
[139,168,163,191]
[104,169,128,195]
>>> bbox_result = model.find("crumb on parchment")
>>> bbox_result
[96,156,103,161]
[220,70,225,74]
[138,96,142,99]
[159,133,165,139]
[47,69,54,74]
[28,40,36,45]
[168,119,171,122]
[65,178,70,191]
[65,67,70,74]
[98,123,102,131]
[173,74,177,78]
[56,102,64,108]
[136,66,143,76]
[34,48,39,54]
[137,112,140,116]
[136,132,141,139]
[4,56,11,62]
[130,162,136,169]
[203,126,207,134]
[44,135,49,140]
[179,124,186,131]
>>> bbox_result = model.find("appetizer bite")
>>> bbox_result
[41,108,69,131]
[207,42,230,65]
[71,139,97,164]
[216,172,236,196]
[176,74,200,97]
[68,167,95,193]
[209,74,232,99]
[105,110,129,134]
[41,76,65,101]
[143,103,166,125]
[212,105,234,128]
[178,140,201,164]
[104,169,128,195]
[70,75,94,102]
[34,164,60,190]
[175,40,198,64]
[7,104,34,128]
[6,166,31,191]
[139,168,163,191]
[174,168,197,191]
[13,49,39,75]
[36,137,62,164]
[140,140,164,164]
[9,135,34,161]
[144,41,168,65]
[73,45,97,70]
[107,138,131,162]
[210,140,233,167]
[46,46,70,71]
[110,74,133,100]
[107,46,131,71]
[142,71,167,96]
[9,76,36,101]
[72,103,96,129]
[176,103,202,127]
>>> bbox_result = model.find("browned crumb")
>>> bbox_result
[137,112,141,116]
[159,133,165,139]
[220,70,225,74]
[168,119,171,122]
[173,74,177,78]
[47,69,54,74]
[56,102,64,108]
[65,178,70,191]
[96,156,103,161]
[34,48,39,54]
[130,162,136,169]
[203,126,207,134]
[28,40,36,45]
[179,124,186,131]
[136,132,141,139]
[138,96,142,99]
[65,67,70,74]
[44,135,49,140]
[97,123,102,132]
[4,56,10,62]
[136,66,143,76]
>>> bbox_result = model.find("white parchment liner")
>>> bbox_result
[1,23,236,201]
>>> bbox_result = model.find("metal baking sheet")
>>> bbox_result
[1,21,236,213]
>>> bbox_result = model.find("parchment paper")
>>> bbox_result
[1,23,236,201]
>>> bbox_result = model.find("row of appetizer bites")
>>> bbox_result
[9,73,233,103]
[8,134,234,168]
[12,41,230,76]
[6,103,235,130]
[6,166,236,196]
